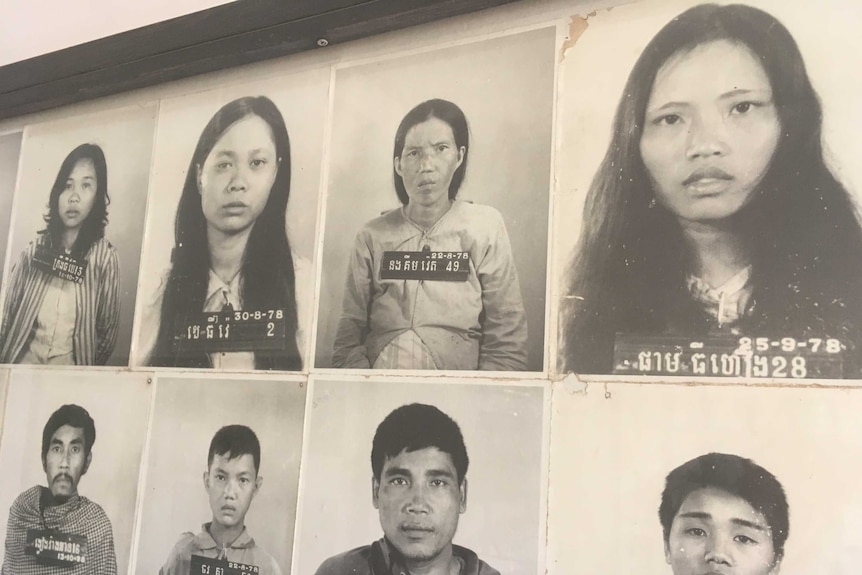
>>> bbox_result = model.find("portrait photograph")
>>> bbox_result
[0,105,157,367]
[553,0,862,380]
[0,131,22,294]
[132,375,307,575]
[548,381,862,575]
[0,369,152,575]
[314,26,556,372]
[293,376,549,575]
[130,67,329,372]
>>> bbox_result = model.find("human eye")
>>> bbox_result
[654,113,682,126]
[435,144,449,152]
[70,445,81,454]
[50,444,62,453]
[64,181,74,190]
[430,478,448,487]
[406,149,419,158]
[389,477,409,487]
[683,527,706,537]
[734,534,759,545]
[250,158,267,168]
[216,160,232,170]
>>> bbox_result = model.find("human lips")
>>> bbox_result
[52,473,73,487]
[682,167,734,195]
[400,523,435,538]
[220,201,249,213]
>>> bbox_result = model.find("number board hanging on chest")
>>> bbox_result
[190,554,260,575]
[380,251,470,281]
[32,245,87,283]
[26,529,88,567]
[173,309,288,353]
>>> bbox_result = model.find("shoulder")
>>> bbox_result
[314,544,373,575]
[361,208,405,234]
[165,532,198,559]
[452,544,502,575]
[10,485,40,508]
[452,201,506,230]
[77,496,112,522]
[90,238,117,257]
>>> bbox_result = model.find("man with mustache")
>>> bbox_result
[1,404,117,574]
[159,425,282,575]
[315,403,500,575]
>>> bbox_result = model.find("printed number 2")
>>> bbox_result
[267,322,275,337]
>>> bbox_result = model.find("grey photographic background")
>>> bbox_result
[131,68,330,368]
[0,132,22,294]
[314,27,556,370]
[133,376,307,575]
[3,105,157,366]
[294,377,547,575]
[549,382,862,575]
[0,370,152,574]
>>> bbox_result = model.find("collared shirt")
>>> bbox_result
[159,523,282,575]
[686,265,754,329]
[0,237,120,365]
[1,486,117,575]
[314,538,501,575]
[332,201,528,371]
[18,275,77,363]
[203,270,255,370]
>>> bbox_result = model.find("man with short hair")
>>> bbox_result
[659,452,789,575]
[159,424,282,575]
[2,404,117,574]
[315,403,500,575]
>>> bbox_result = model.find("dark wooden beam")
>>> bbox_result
[0,0,520,121]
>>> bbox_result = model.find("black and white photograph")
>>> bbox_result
[0,105,157,367]
[131,69,329,372]
[0,370,152,574]
[293,376,548,575]
[554,0,862,380]
[132,375,306,575]
[548,381,862,574]
[0,131,22,294]
[314,27,556,372]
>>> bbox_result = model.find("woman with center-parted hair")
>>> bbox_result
[561,3,862,376]
[0,143,120,365]
[138,95,303,370]
[332,98,528,371]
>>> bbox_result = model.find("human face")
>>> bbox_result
[198,114,279,236]
[640,40,781,224]
[373,447,467,564]
[42,425,90,500]
[58,158,98,231]
[395,117,465,213]
[204,453,260,529]
[665,487,780,575]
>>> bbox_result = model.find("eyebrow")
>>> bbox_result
[678,512,767,531]
[426,468,457,479]
[50,437,83,445]
[649,89,772,113]
[383,466,413,478]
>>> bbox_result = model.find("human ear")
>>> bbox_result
[664,540,671,565]
[196,164,203,194]
[202,471,210,491]
[81,451,92,475]
[372,476,380,510]
[254,475,262,495]
[393,156,403,178]
[459,477,468,514]
[455,146,466,169]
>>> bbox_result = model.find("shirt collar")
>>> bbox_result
[205,269,243,304]
[194,522,255,551]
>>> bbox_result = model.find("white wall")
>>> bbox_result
[0,0,237,66]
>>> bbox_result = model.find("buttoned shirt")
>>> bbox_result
[159,523,282,575]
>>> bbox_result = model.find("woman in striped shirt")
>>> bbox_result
[0,143,120,365]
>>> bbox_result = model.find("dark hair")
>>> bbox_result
[392,99,469,205]
[562,3,862,374]
[208,424,261,473]
[41,404,96,460]
[40,143,109,258]
[371,403,468,483]
[149,96,301,370]
[659,452,789,560]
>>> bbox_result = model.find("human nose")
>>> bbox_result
[686,112,729,160]
[418,150,435,172]
[68,186,81,202]
[404,483,431,514]
[223,479,238,499]
[704,533,733,567]
[227,167,248,192]
[59,448,71,469]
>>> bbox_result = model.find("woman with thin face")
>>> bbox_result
[332,99,528,371]
[0,144,120,365]
[140,96,302,370]
[562,3,862,376]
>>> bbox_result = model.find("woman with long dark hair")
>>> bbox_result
[332,98,528,370]
[140,95,302,370]
[0,143,119,365]
[562,3,862,376]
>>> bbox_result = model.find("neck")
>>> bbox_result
[208,520,244,549]
[40,487,74,508]
[60,228,79,251]
[402,545,458,575]
[678,218,750,288]
[207,225,252,284]
[405,199,453,230]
